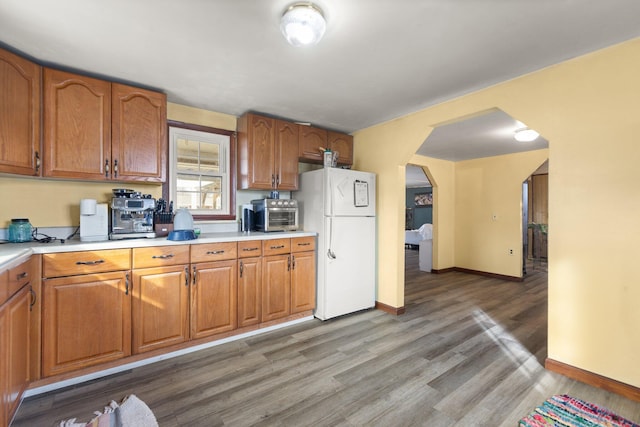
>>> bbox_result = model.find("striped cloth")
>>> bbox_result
[519,394,639,427]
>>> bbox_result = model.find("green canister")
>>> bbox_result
[8,218,32,242]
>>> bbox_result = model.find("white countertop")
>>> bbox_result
[0,230,316,270]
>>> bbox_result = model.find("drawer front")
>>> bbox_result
[8,256,35,297]
[133,245,190,269]
[238,240,262,258]
[291,236,315,253]
[262,238,291,256]
[191,242,237,263]
[43,249,131,277]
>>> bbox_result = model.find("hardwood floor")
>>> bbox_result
[12,250,639,426]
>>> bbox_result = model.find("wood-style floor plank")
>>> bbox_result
[11,250,640,426]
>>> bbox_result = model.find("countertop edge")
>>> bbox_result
[0,231,317,269]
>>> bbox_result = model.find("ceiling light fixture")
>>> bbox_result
[514,128,540,142]
[280,2,326,47]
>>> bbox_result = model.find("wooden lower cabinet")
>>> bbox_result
[5,286,31,423]
[262,254,291,322]
[42,271,131,377]
[132,265,189,354]
[237,257,262,327]
[33,237,315,383]
[191,260,237,339]
[291,250,316,314]
[1,285,31,425]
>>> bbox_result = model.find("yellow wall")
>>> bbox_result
[408,154,456,270]
[167,102,237,131]
[455,150,548,277]
[355,38,640,388]
[408,150,547,276]
[0,103,236,228]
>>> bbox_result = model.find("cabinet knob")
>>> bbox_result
[114,159,119,178]
[105,160,110,178]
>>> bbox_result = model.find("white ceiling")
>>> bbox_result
[417,109,549,162]
[1,0,639,139]
[406,165,431,188]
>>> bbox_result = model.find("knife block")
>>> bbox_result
[154,223,174,237]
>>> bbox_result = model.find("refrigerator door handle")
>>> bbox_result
[327,216,337,259]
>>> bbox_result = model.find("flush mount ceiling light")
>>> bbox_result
[514,128,540,142]
[280,2,326,47]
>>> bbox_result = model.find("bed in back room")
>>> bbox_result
[405,223,432,249]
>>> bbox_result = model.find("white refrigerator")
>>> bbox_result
[296,168,376,320]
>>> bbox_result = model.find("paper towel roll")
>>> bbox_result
[80,199,97,215]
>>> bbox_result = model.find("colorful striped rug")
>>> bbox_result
[519,394,639,427]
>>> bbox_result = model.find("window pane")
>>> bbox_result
[199,142,221,173]
[176,174,222,210]
[176,138,200,172]
[170,125,232,217]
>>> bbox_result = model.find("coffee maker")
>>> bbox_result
[109,189,156,240]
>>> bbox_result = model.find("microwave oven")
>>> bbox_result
[251,199,298,232]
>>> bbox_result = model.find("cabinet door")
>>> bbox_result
[0,303,6,427]
[29,256,42,383]
[238,257,261,328]
[237,113,275,189]
[0,48,41,176]
[132,266,189,354]
[274,119,299,190]
[191,260,237,339]
[328,131,353,166]
[42,271,131,377]
[291,251,316,314]
[298,126,327,163]
[112,83,167,182]
[6,286,30,421]
[262,254,291,322]
[43,68,111,180]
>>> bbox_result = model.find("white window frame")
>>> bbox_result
[168,124,234,218]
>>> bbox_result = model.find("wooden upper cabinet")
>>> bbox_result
[112,83,167,182]
[43,68,167,182]
[0,48,41,176]
[274,119,299,190]
[299,126,353,166]
[328,131,353,166]
[237,113,299,190]
[43,68,111,180]
[298,126,327,163]
[237,113,275,190]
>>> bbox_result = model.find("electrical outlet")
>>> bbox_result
[509,249,514,255]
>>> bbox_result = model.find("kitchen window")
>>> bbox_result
[168,122,236,220]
